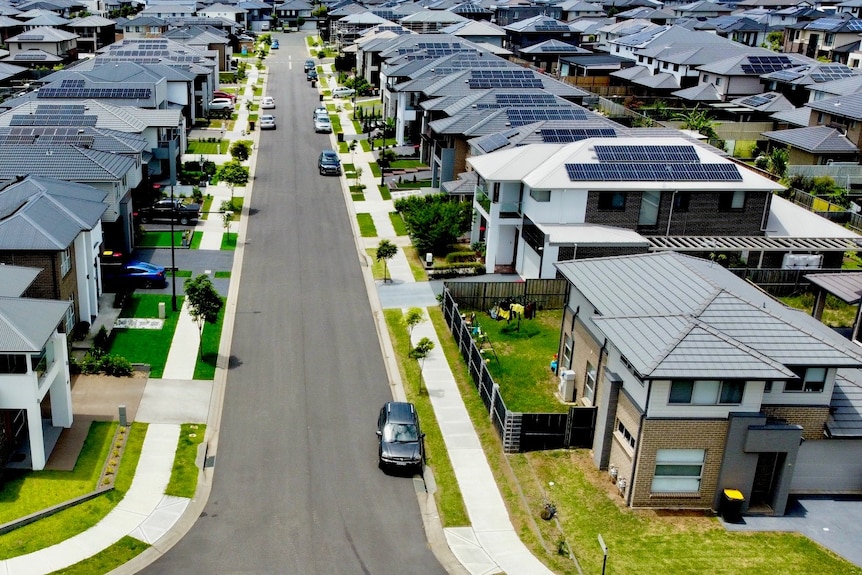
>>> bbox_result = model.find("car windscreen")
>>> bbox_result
[383,423,419,443]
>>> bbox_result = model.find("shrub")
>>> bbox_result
[103,355,133,377]
[191,186,204,203]
[445,251,478,263]
[93,326,110,353]
[71,321,90,341]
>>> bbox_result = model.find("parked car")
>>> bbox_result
[261,96,275,109]
[306,69,318,82]
[318,149,341,175]
[103,260,167,289]
[313,105,328,119]
[260,114,276,129]
[135,198,201,225]
[304,59,315,72]
[314,115,332,133]
[213,91,236,102]
[208,98,234,111]
[331,87,355,98]
[271,39,279,49]
[377,402,425,473]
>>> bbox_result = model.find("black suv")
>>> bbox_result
[318,149,341,175]
[377,402,424,473]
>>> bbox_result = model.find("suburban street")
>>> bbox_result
[140,32,447,574]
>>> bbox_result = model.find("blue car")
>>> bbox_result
[271,40,279,49]
[118,261,167,288]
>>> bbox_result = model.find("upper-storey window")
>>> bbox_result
[669,380,744,405]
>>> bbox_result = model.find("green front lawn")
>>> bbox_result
[467,309,566,413]
[137,231,189,248]
[186,140,229,155]
[392,159,427,169]
[0,422,147,559]
[221,233,238,250]
[357,213,376,237]
[193,298,227,380]
[109,295,184,378]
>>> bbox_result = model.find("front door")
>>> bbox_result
[751,452,784,510]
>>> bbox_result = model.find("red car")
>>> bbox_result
[213,90,236,102]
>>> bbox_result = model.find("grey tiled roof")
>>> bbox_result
[556,252,862,379]
[827,370,862,437]
[0,176,108,250]
[0,265,39,297]
[806,92,862,120]
[0,145,135,182]
[761,126,858,153]
[0,296,70,352]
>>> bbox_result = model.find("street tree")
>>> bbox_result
[409,337,435,392]
[376,239,398,283]
[184,274,223,359]
[377,148,397,185]
[217,160,249,198]
[394,193,473,256]
[405,308,423,336]
[230,140,252,162]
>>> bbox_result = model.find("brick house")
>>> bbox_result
[554,251,862,515]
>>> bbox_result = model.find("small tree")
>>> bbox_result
[377,148,397,185]
[376,239,398,283]
[353,166,364,190]
[184,274,223,359]
[230,140,252,162]
[217,160,249,197]
[409,337,435,392]
[405,308,423,336]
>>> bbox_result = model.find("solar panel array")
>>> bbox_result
[469,69,543,89]
[847,19,862,31]
[595,145,699,163]
[506,108,587,125]
[474,132,510,153]
[810,65,857,83]
[16,52,48,60]
[18,34,44,41]
[565,163,742,182]
[540,44,574,52]
[417,42,464,49]
[534,21,570,31]
[769,68,805,82]
[38,87,152,99]
[740,55,793,75]
[0,127,95,147]
[807,18,844,30]
[10,114,98,126]
[739,93,778,107]
[35,104,87,114]
[540,128,617,142]
[61,79,85,88]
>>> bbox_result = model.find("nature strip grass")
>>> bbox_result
[0,422,147,560]
[165,424,207,497]
[109,295,184,379]
[357,213,376,237]
[379,185,391,200]
[220,233,238,250]
[389,212,408,235]
[384,309,469,527]
[214,271,231,278]
[47,536,150,575]
[193,298,227,380]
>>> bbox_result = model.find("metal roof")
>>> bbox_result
[0,265,40,297]
[761,125,858,153]
[0,296,70,352]
[805,272,862,304]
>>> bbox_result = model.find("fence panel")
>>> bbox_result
[519,413,568,452]
[444,279,568,311]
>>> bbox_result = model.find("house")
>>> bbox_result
[2,25,79,64]
[783,16,862,61]
[275,0,312,30]
[516,39,591,75]
[398,10,467,34]
[0,264,73,471]
[65,14,116,53]
[439,19,506,48]
[116,16,169,39]
[0,176,108,328]
[503,15,575,52]
[198,3,247,28]
[462,136,851,277]
[553,250,862,515]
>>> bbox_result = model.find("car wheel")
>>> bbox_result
[179,216,190,225]
[140,215,149,223]
[144,280,153,288]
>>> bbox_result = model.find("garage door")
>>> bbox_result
[791,439,862,493]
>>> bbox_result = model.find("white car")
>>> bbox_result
[259,114,276,129]
[208,98,234,112]
[314,115,332,133]
[261,96,275,109]
[313,105,327,119]
[331,87,355,98]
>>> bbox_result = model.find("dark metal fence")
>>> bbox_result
[442,288,595,453]
[728,267,847,297]
[444,279,568,312]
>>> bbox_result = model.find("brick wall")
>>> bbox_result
[584,190,769,237]
[571,320,601,403]
[761,405,829,441]
[0,248,79,325]
[630,418,729,510]
[608,392,642,484]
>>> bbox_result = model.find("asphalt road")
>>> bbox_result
[140,33,447,574]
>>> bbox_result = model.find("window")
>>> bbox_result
[785,367,826,393]
[673,191,691,212]
[669,380,744,404]
[585,361,597,402]
[703,74,710,83]
[60,247,72,276]
[673,63,679,72]
[651,449,704,493]
[0,354,27,374]
[64,299,75,334]
[598,191,625,210]
[530,188,551,202]
[616,420,636,449]
[764,381,773,393]
[715,77,722,86]
[638,190,660,226]
[719,190,745,211]
[562,334,573,370]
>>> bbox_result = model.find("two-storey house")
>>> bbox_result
[554,251,862,515]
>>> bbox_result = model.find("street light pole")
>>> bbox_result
[170,183,178,311]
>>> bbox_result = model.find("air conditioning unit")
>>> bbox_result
[558,370,576,402]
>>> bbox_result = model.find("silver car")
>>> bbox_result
[260,114,276,129]
[314,115,332,133]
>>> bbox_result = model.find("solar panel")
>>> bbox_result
[15,53,48,61]
[469,78,544,89]
[535,24,570,31]
[18,34,44,41]
[61,79,85,88]
[739,93,778,107]
[497,93,558,106]
[810,65,857,83]
[474,132,510,153]
[506,108,587,126]
[595,145,699,163]
[769,68,805,82]
[565,163,742,181]
[38,87,152,99]
[740,55,794,75]
[540,128,617,142]
[9,115,98,126]
[847,19,862,31]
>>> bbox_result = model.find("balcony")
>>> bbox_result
[476,190,491,213]
[499,201,522,219]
